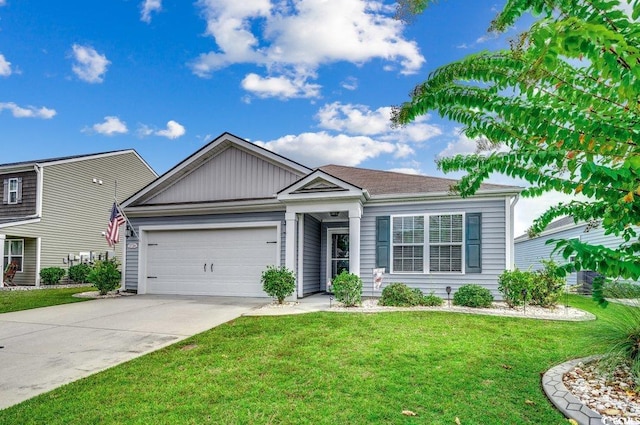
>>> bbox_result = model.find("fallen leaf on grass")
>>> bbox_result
[501,364,513,370]
[455,417,461,424]
[402,410,416,416]
[525,400,535,406]
[568,419,578,425]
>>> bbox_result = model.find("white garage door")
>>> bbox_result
[145,226,278,296]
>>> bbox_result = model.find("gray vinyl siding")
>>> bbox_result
[302,214,321,295]
[361,199,508,299]
[144,146,303,205]
[124,211,286,292]
[1,152,157,284]
[515,224,639,286]
[320,221,349,290]
[0,171,37,218]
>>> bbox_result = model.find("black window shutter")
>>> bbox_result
[466,213,482,273]
[16,177,23,204]
[375,216,390,269]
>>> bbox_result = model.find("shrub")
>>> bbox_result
[68,263,92,283]
[261,266,295,304]
[453,284,493,308]
[530,260,565,307]
[379,283,422,307]
[421,291,444,307]
[498,269,535,307]
[40,267,66,285]
[594,298,640,386]
[603,281,640,299]
[88,259,121,295]
[332,271,362,307]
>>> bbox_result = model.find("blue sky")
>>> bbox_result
[0,0,574,235]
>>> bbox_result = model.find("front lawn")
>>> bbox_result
[0,286,94,313]
[0,295,622,424]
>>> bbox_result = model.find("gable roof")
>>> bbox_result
[122,132,312,208]
[514,216,588,242]
[0,149,156,175]
[319,164,522,197]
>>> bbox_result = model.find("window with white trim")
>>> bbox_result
[429,214,463,272]
[391,213,465,274]
[8,178,18,204]
[3,239,24,272]
[392,216,424,272]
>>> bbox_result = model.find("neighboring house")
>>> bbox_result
[122,132,522,298]
[0,150,157,286]
[514,216,637,288]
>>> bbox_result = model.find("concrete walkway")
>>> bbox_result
[0,295,265,410]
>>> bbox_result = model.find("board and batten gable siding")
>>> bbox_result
[143,146,303,205]
[124,211,286,292]
[302,214,321,295]
[2,152,157,278]
[0,170,37,218]
[515,223,639,286]
[360,199,508,299]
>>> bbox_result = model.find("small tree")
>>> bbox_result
[88,259,121,295]
[261,266,295,304]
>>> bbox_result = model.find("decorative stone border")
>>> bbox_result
[542,356,603,425]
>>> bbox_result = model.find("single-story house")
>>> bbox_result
[514,216,638,290]
[1,150,157,286]
[121,132,522,299]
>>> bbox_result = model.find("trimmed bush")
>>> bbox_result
[261,266,295,304]
[68,263,92,283]
[332,271,362,307]
[379,283,444,307]
[453,284,493,308]
[379,283,422,307]
[498,268,535,307]
[530,260,565,307]
[421,291,444,307]
[88,259,121,295]
[40,267,66,285]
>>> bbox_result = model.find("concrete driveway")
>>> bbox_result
[0,295,266,410]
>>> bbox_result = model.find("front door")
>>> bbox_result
[328,229,349,282]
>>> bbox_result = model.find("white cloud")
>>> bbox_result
[514,191,577,237]
[241,73,321,99]
[141,0,162,23]
[71,44,110,83]
[191,0,424,98]
[255,132,396,167]
[387,167,421,175]
[0,102,56,119]
[437,128,508,158]
[341,77,358,91]
[316,102,442,143]
[155,120,186,139]
[136,124,154,138]
[0,54,12,77]
[89,116,128,136]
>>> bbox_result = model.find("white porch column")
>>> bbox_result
[35,237,42,286]
[297,214,304,298]
[348,205,362,277]
[0,234,5,287]
[285,211,298,297]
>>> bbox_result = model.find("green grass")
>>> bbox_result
[0,295,626,424]
[0,286,95,313]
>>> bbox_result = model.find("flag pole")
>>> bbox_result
[113,198,140,240]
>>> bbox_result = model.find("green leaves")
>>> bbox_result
[393,0,640,282]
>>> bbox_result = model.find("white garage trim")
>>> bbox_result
[137,221,281,295]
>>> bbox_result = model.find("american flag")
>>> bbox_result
[106,202,126,247]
